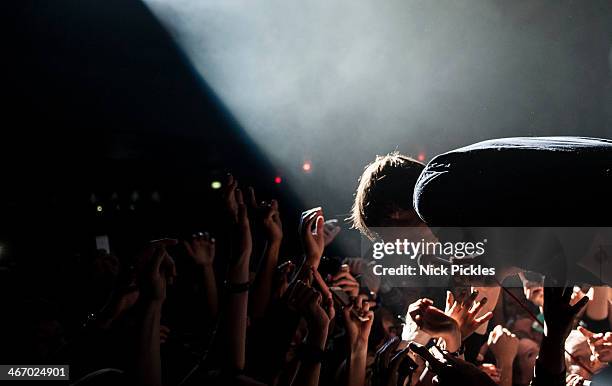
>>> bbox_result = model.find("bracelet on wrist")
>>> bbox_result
[445,343,465,357]
[224,280,250,294]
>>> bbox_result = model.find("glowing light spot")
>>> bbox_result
[211,181,222,189]
[96,205,103,212]
[302,161,312,172]
[417,152,426,162]
[274,176,282,184]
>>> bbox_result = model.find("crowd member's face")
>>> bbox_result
[377,211,434,245]
[523,283,544,307]
[515,338,539,385]
[381,209,426,229]
[512,318,542,343]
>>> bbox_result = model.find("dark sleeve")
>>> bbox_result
[246,302,301,383]
[580,315,611,334]
[530,359,565,386]
[463,332,487,363]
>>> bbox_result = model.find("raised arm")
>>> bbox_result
[224,181,253,371]
[135,239,177,386]
[248,188,283,319]
[532,284,588,386]
[184,232,218,319]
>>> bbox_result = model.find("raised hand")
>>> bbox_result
[346,257,381,294]
[288,280,334,333]
[578,326,612,363]
[445,289,494,341]
[232,188,252,275]
[409,342,497,386]
[533,281,590,381]
[330,264,360,297]
[135,238,177,386]
[272,261,295,300]
[323,219,341,247]
[372,337,416,386]
[140,239,178,302]
[566,373,587,386]
[543,285,589,340]
[223,174,239,222]
[289,280,333,386]
[184,232,215,267]
[299,207,325,268]
[247,187,283,243]
[487,325,519,364]
[160,325,170,344]
[344,294,374,352]
[408,298,460,352]
[479,363,501,384]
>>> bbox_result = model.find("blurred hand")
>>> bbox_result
[518,272,544,307]
[247,187,283,243]
[299,207,325,268]
[372,337,414,386]
[479,363,501,384]
[323,219,341,247]
[225,186,252,281]
[409,342,497,386]
[408,298,460,351]
[346,257,381,294]
[445,289,493,341]
[579,326,612,363]
[235,189,252,260]
[288,280,333,334]
[344,294,374,352]
[487,325,519,365]
[223,174,239,223]
[566,373,587,386]
[141,239,178,302]
[330,264,359,297]
[160,325,170,344]
[273,261,295,299]
[184,232,215,267]
[543,284,589,340]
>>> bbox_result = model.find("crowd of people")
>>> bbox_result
[1,154,612,386]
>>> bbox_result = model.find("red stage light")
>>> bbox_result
[417,152,426,162]
[274,176,282,184]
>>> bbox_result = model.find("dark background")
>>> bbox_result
[3,1,310,276]
[3,0,612,276]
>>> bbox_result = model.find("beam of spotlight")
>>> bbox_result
[142,0,610,256]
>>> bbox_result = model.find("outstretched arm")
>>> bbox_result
[532,284,588,386]
[248,189,283,319]
[135,239,177,386]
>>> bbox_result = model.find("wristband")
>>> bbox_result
[446,343,465,357]
[224,280,250,293]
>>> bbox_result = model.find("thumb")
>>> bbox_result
[578,325,594,339]
[446,290,454,311]
[315,216,325,237]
